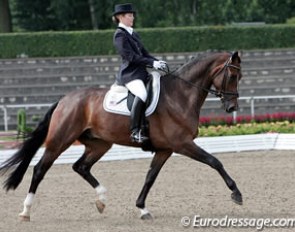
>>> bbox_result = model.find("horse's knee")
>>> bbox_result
[72,162,82,174]
[72,162,89,177]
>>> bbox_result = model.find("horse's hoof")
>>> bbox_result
[231,192,243,205]
[95,200,105,213]
[141,212,153,220]
[19,215,30,222]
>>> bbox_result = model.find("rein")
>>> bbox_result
[162,56,241,100]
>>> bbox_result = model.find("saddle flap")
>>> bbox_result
[103,71,161,116]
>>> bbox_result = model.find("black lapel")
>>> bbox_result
[117,27,143,54]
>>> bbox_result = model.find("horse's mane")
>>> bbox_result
[163,51,232,80]
[176,52,222,74]
[160,51,230,94]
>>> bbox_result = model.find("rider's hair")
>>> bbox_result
[112,15,120,24]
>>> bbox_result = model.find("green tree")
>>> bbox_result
[14,0,58,31]
[51,0,92,30]
[8,0,295,32]
[258,0,295,23]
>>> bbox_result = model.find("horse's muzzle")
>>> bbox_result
[222,99,238,113]
[226,104,237,113]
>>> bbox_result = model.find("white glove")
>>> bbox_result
[153,60,167,70]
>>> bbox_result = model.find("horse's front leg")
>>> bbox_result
[136,150,172,220]
[178,141,243,205]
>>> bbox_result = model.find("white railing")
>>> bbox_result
[0,95,294,131]
[206,95,295,123]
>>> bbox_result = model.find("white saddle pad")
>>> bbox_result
[103,71,161,116]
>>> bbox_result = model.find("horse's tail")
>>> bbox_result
[0,101,59,191]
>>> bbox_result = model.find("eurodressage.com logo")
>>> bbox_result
[180,215,295,231]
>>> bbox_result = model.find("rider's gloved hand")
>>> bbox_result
[153,60,167,70]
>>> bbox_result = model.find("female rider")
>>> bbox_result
[112,3,167,143]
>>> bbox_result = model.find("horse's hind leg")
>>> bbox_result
[72,139,112,214]
[19,147,65,221]
[179,141,243,205]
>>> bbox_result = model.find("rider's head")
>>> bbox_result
[112,3,136,27]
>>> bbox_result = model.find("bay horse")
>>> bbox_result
[0,51,243,221]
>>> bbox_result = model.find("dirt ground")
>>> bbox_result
[0,150,295,232]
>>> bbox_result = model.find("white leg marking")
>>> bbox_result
[140,208,150,217]
[95,185,107,203]
[19,193,35,218]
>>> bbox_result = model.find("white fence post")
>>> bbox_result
[250,97,255,120]
[3,106,8,131]
[233,111,237,124]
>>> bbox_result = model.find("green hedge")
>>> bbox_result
[0,24,294,58]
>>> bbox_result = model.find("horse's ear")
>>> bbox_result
[232,51,241,63]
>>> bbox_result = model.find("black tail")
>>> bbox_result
[0,102,59,191]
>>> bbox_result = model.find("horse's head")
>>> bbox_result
[211,51,242,113]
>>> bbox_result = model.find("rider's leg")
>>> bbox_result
[125,79,148,143]
[130,97,148,142]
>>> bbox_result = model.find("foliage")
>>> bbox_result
[199,112,295,137]
[287,17,295,24]
[0,24,295,58]
[0,30,114,58]
[199,121,295,137]
[1,0,294,32]
[200,112,295,127]
[257,0,295,24]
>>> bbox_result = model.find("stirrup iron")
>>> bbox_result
[131,130,149,143]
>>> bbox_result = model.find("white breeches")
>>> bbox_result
[125,79,147,102]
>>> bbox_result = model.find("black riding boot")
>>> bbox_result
[130,97,149,143]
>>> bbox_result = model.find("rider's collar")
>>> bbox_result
[118,23,133,35]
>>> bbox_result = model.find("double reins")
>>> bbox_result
[161,55,241,100]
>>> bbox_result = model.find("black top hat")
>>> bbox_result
[113,3,136,16]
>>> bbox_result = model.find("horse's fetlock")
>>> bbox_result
[136,200,145,209]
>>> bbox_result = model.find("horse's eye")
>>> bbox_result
[229,74,237,81]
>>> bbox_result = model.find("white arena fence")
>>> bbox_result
[0,133,294,166]
[0,95,295,131]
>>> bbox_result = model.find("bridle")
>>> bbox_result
[163,55,241,101]
[203,56,241,101]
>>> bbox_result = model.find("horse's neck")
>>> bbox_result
[161,67,210,118]
[159,54,226,131]
[177,58,215,89]
[176,63,211,107]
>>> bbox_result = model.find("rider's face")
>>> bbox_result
[118,13,134,27]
